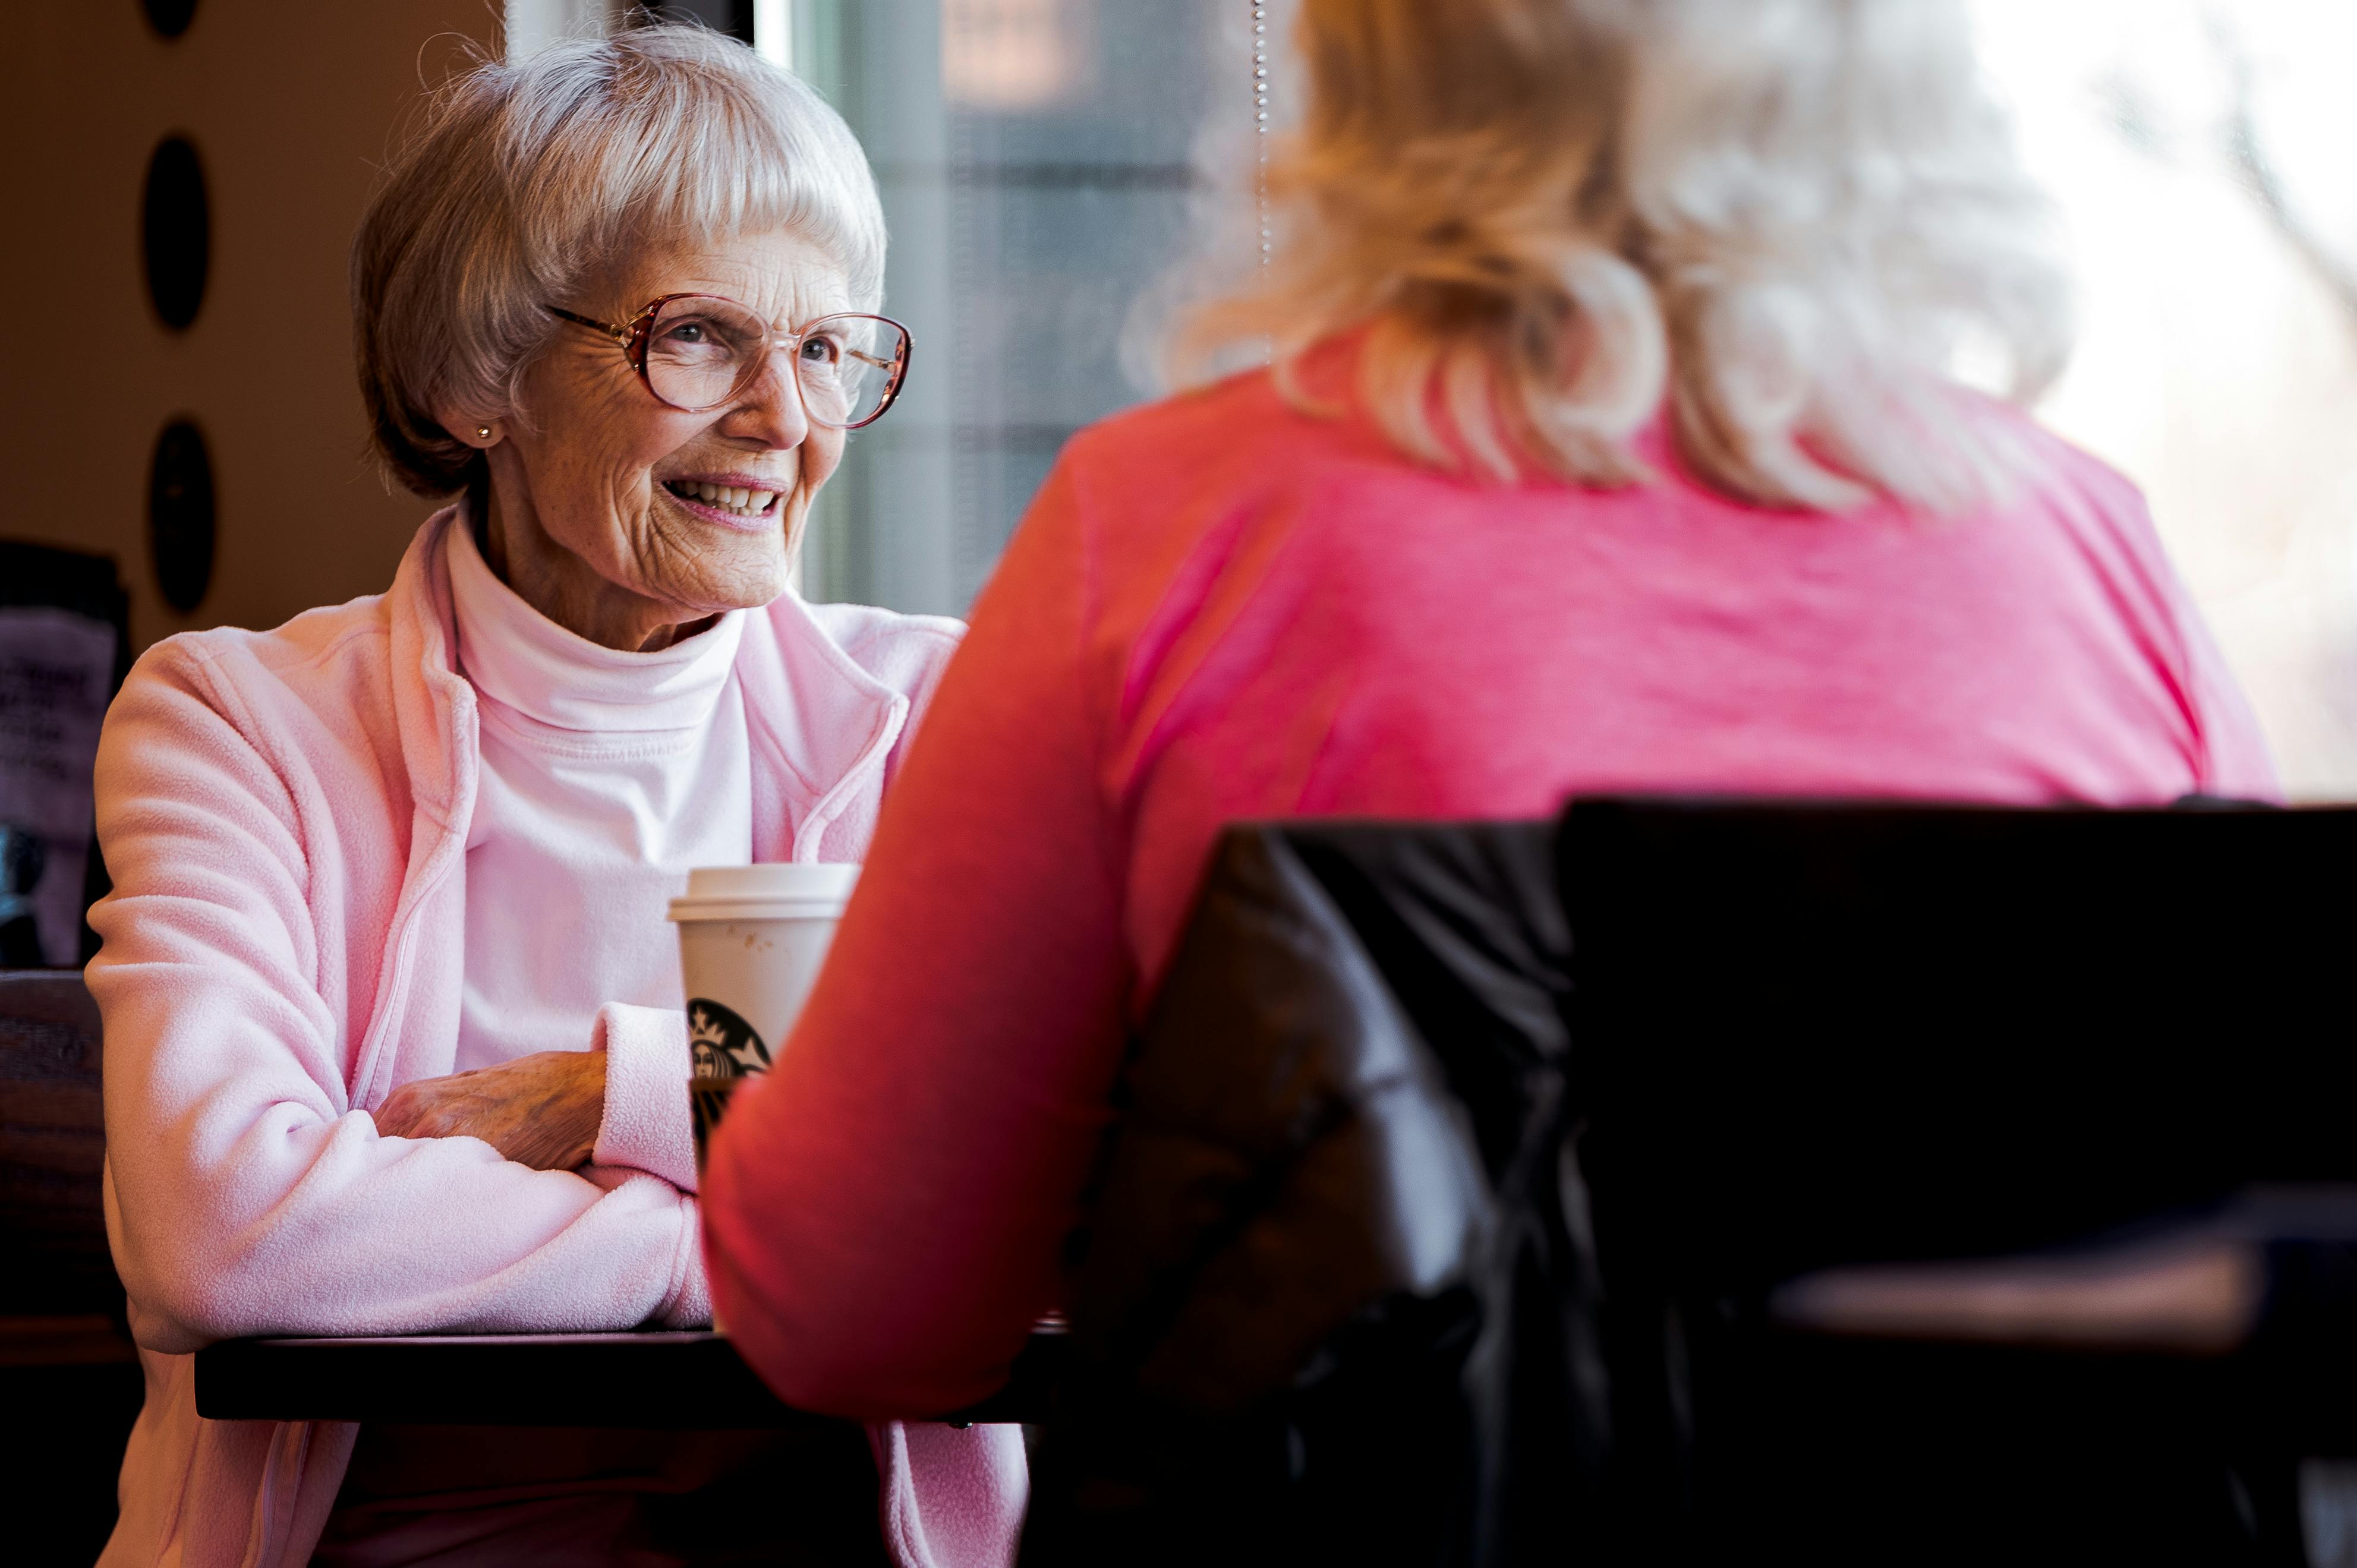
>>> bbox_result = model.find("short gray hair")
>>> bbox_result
[354,23,886,496]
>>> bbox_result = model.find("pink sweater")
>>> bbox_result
[702,368,2280,1419]
[87,508,1025,1568]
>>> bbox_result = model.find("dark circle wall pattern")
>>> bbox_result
[141,0,216,613]
[149,422,219,617]
[141,135,209,330]
[141,0,199,40]
[141,137,216,613]
[149,422,217,614]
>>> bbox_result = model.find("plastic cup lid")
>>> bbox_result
[667,862,859,922]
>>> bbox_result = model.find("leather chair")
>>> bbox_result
[1565,796,2357,1565]
[1022,800,2357,1567]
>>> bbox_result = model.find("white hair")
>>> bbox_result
[1168,0,2074,515]
[354,22,886,496]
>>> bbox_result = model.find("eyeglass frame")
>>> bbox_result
[543,294,913,430]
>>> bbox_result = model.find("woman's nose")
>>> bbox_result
[724,354,813,450]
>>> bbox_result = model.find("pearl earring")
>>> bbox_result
[476,425,493,441]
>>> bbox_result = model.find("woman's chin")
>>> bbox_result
[644,488,796,602]
[667,561,790,616]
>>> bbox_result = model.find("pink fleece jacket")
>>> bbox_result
[702,369,2280,1420]
[86,507,1026,1568]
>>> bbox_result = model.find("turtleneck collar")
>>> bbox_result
[446,512,745,735]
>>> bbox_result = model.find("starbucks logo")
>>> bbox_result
[688,998,771,1079]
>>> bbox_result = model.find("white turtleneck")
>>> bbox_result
[446,518,752,1073]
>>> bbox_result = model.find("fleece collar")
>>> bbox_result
[383,505,906,854]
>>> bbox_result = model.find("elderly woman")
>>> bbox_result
[700,0,2281,1420]
[87,27,1022,1568]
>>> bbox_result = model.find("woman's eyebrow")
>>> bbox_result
[732,297,855,333]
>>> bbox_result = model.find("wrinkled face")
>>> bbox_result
[498,228,855,624]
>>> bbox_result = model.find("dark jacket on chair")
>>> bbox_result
[1020,819,1608,1567]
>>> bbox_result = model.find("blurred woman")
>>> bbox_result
[89,26,1020,1568]
[701,0,2276,1417]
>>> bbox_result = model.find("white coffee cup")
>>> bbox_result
[670,863,858,1168]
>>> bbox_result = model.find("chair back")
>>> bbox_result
[1562,796,2357,1562]
[1564,797,2357,1287]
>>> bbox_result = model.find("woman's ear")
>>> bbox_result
[437,408,502,449]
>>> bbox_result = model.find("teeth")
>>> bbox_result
[669,480,779,517]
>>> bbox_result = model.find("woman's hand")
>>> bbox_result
[373,1049,607,1171]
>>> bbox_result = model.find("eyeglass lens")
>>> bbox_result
[642,298,903,427]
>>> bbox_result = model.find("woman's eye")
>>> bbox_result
[801,336,843,364]
[665,323,708,345]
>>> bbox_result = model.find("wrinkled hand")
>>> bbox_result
[373,1049,607,1171]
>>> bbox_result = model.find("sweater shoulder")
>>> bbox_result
[2008,414,2167,559]
[1051,370,1416,570]
[112,593,400,784]
[1061,367,1344,479]
[133,592,395,698]
[799,598,965,695]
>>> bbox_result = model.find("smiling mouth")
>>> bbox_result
[663,479,781,520]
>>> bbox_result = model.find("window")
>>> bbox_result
[1975,0,2357,796]
[783,1,1238,614]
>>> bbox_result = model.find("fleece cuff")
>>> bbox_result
[591,1001,699,1193]
[660,1226,714,1329]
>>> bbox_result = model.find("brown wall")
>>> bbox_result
[1,1,505,653]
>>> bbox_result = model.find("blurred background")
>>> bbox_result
[3,2,2355,1557]
[4,0,2356,973]
[1972,0,2357,801]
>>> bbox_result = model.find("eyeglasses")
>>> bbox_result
[544,294,912,430]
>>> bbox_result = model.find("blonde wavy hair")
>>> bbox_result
[1170,0,2074,514]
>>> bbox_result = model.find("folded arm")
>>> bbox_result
[91,647,706,1354]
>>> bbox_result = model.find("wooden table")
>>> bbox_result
[194,1328,1063,1427]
